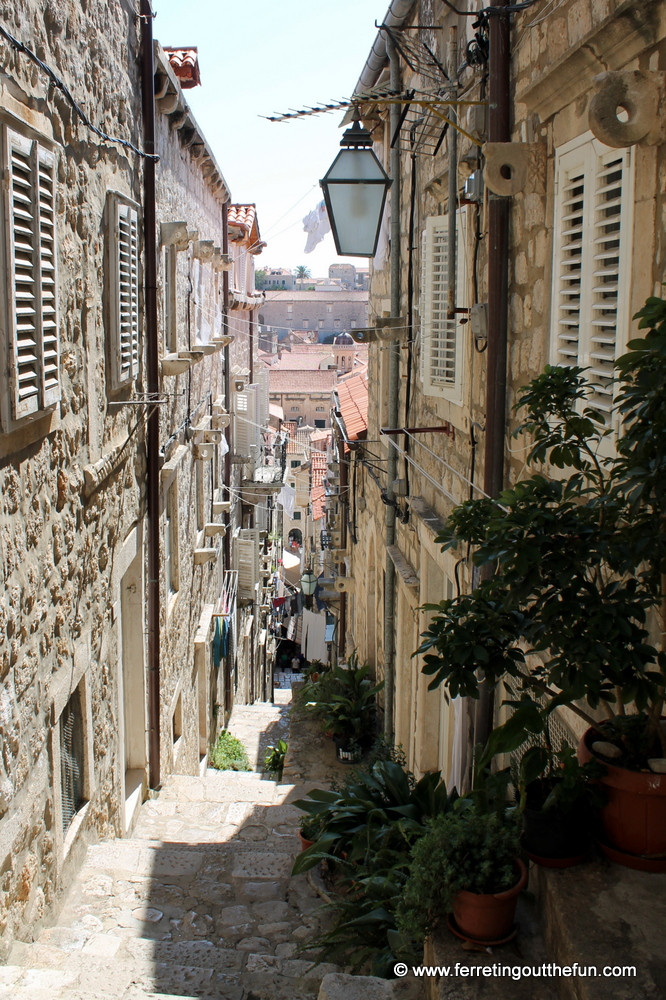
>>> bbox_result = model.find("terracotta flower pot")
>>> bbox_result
[578,729,666,869]
[298,830,314,852]
[452,859,527,943]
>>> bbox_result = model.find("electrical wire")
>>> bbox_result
[383,435,459,504]
[401,429,491,498]
[0,24,159,162]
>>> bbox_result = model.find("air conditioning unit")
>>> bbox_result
[334,577,355,594]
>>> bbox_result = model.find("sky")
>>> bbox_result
[152,0,384,278]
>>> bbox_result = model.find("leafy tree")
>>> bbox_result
[294,264,312,289]
[255,268,267,289]
[416,297,666,765]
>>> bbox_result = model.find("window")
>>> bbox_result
[60,689,85,833]
[165,480,179,596]
[293,510,302,520]
[287,304,293,314]
[290,459,300,468]
[420,209,468,402]
[318,320,324,329]
[327,304,333,313]
[290,405,300,412]
[351,321,356,329]
[2,126,60,423]
[314,419,326,428]
[551,135,633,414]
[109,196,140,389]
[315,406,325,411]
[164,245,177,351]
[334,319,340,328]
[302,320,309,328]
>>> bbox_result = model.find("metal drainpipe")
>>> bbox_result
[476,0,511,749]
[447,27,458,324]
[383,33,401,739]
[223,203,231,570]
[140,0,160,790]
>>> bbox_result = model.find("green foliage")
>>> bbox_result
[297,653,384,739]
[396,808,521,939]
[302,847,418,978]
[291,759,454,876]
[209,730,251,772]
[264,738,288,777]
[414,302,666,764]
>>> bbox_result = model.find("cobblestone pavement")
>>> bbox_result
[4,691,348,1000]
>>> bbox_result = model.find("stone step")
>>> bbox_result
[319,973,425,1000]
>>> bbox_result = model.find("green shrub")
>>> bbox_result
[264,738,288,777]
[209,730,251,771]
[396,807,521,939]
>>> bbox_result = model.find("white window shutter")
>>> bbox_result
[588,147,632,412]
[551,136,633,416]
[552,144,590,368]
[37,145,60,407]
[421,211,466,401]
[235,528,261,598]
[115,201,140,384]
[6,129,41,418]
[233,389,256,457]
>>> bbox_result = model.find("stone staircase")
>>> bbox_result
[3,702,338,1000]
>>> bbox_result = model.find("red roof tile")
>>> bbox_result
[311,484,326,521]
[163,47,201,88]
[228,204,265,254]
[336,368,368,447]
[269,369,337,395]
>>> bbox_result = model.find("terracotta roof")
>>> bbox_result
[269,369,337,395]
[311,484,326,521]
[336,368,368,446]
[163,47,201,89]
[260,290,368,302]
[270,354,335,372]
[310,428,332,445]
[228,204,265,255]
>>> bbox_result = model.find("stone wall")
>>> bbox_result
[347,0,666,778]
[0,0,145,953]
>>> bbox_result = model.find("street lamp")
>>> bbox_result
[320,108,392,258]
[300,568,318,596]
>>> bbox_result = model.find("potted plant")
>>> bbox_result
[298,811,325,852]
[397,803,524,945]
[416,297,666,870]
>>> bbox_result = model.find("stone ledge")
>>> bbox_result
[531,858,666,1000]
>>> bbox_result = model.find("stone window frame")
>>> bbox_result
[106,192,141,392]
[163,243,178,353]
[49,638,95,861]
[164,475,180,604]
[549,131,634,420]
[0,118,61,432]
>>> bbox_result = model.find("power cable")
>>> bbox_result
[0,24,159,161]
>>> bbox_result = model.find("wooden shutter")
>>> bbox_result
[5,129,60,419]
[551,138,633,416]
[552,145,589,368]
[421,211,466,400]
[235,528,260,599]
[233,388,256,458]
[6,130,40,417]
[37,146,60,406]
[588,148,632,412]
[115,201,140,383]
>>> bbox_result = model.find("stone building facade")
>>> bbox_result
[339,0,666,784]
[0,4,272,953]
[258,289,369,342]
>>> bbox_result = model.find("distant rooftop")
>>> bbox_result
[163,47,201,88]
[269,369,337,395]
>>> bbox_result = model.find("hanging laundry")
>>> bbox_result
[302,200,331,254]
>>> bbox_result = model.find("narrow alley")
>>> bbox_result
[2,695,347,1000]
